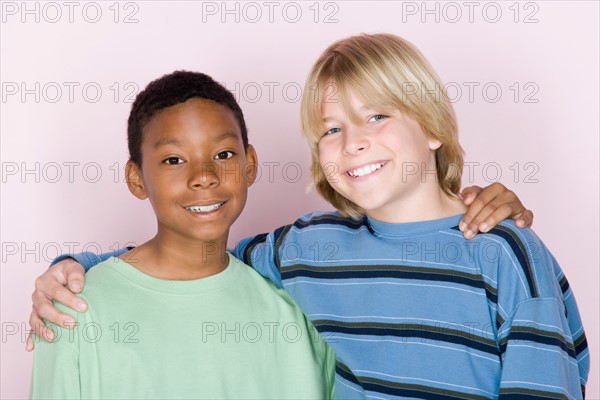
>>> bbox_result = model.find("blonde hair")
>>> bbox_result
[300,33,463,218]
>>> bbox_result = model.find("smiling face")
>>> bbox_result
[318,86,442,222]
[126,98,257,245]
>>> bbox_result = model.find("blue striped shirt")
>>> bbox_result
[234,212,589,399]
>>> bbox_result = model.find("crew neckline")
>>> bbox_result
[101,253,241,295]
[366,213,464,237]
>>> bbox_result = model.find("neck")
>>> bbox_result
[122,231,229,281]
[368,177,466,224]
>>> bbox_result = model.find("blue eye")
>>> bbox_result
[215,151,235,160]
[368,114,387,123]
[163,157,184,165]
[323,127,341,137]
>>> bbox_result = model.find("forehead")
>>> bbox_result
[320,81,390,126]
[143,98,241,142]
[322,83,365,110]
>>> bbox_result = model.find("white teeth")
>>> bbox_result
[186,203,224,213]
[348,163,383,177]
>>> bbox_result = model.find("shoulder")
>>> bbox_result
[83,257,121,284]
[242,210,366,250]
[229,255,278,285]
[479,220,546,267]
[277,211,368,243]
[74,257,130,304]
[273,211,369,256]
[228,255,300,303]
[49,258,119,315]
[484,219,542,246]
[479,220,561,300]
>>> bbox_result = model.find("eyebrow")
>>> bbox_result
[154,138,182,148]
[153,131,240,148]
[322,105,372,122]
[213,131,240,143]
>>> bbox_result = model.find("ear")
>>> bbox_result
[428,137,443,151]
[125,160,148,200]
[244,144,259,187]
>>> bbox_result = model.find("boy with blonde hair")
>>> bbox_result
[286,33,589,398]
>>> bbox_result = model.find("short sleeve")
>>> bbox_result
[30,303,81,399]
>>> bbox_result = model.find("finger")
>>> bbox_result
[465,198,513,239]
[471,197,519,233]
[515,209,534,228]
[460,195,491,232]
[37,278,87,313]
[44,260,71,286]
[477,204,523,233]
[33,291,78,328]
[460,185,483,206]
[25,332,35,352]
[460,182,509,230]
[64,261,86,293]
[29,307,54,342]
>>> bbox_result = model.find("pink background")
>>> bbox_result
[1,1,597,397]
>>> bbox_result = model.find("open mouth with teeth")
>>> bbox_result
[185,202,225,213]
[347,162,386,178]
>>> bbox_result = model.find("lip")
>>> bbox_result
[345,160,388,180]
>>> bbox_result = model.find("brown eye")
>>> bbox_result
[215,151,234,160]
[163,157,184,165]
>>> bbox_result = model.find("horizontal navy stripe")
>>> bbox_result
[499,390,569,400]
[281,268,498,303]
[316,324,499,355]
[363,382,487,400]
[293,215,367,231]
[338,363,489,400]
[500,332,576,358]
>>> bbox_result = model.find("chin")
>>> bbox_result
[350,197,383,211]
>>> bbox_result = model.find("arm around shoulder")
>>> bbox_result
[233,229,287,288]
[50,247,131,272]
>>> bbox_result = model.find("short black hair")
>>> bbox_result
[127,70,248,166]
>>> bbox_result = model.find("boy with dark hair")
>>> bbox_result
[29,70,335,399]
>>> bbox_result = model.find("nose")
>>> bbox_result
[189,162,220,189]
[343,125,369,155]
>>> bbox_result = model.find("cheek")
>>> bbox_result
[143,171,178,200]
[318,150,338,183]
[317,141,336,165]
[387,129,431,161]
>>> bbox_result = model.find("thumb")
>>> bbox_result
[461,185,482,206]
[65,262,86,293]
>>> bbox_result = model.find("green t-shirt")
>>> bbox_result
[30,255,336,399]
